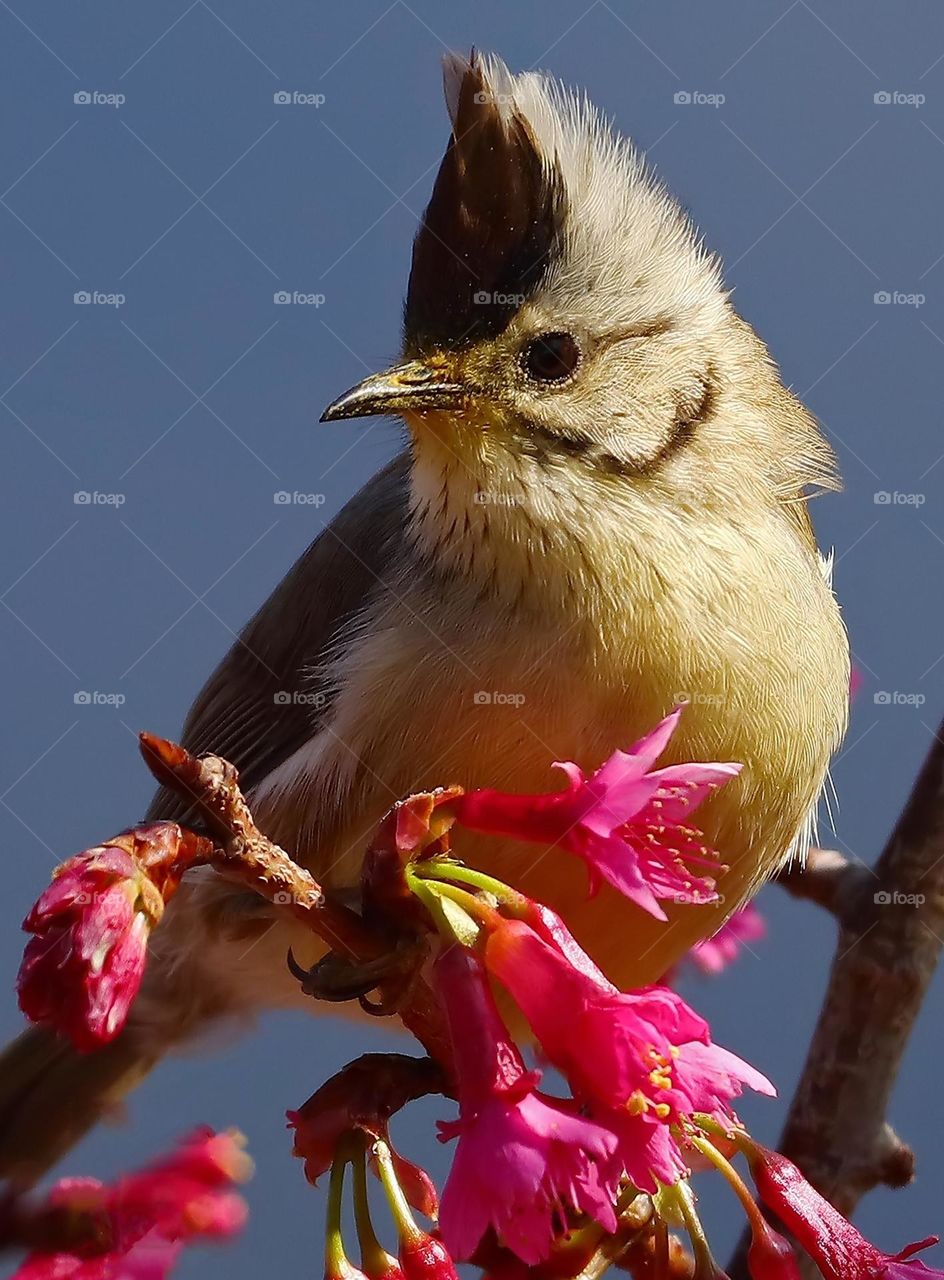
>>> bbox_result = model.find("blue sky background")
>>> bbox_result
[1,1,943,1274]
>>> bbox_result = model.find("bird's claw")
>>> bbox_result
[287,937,426,1011]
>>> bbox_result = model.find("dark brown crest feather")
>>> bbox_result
[404,55,564,351]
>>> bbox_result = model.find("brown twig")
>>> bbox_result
[139,732,380,960]
[137,732,455,1074]
[730,718,944,1277]
[774,846,860,917]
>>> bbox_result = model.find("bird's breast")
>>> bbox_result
[248,497,848,984]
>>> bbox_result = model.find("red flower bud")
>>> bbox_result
[747,1141,943,1278]
[17,823,210,1050]
[10,1129,249,1280]
[399,1232,460,1280]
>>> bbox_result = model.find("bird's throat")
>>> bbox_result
[405,417,606,608]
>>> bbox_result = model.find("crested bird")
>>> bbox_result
[0,52,848,1181]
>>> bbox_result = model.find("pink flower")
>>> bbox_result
[451,708,739,919]
[112,1127,251,1240]
[482,915,772,1192]
[12,1231,183,1279]
[18,847,158,1051]
[747,1142,944,1278]
[688,904,766,976]
[17,825,203,1051]
[11,1130,250,1280]
[434,946,622,1264]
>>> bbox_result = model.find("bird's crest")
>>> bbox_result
[404,53,721,354]
[404,53,564,351]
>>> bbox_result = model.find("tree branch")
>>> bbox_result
[730,719,944,1277]
[137,732,454,1075]
[139,733,378,959]
[774,847,861,919]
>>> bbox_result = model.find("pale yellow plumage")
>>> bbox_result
[243,339,848,992]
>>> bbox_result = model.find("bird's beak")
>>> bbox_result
[319,359,466,422]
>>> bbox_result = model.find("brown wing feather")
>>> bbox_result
[147,452,411,822]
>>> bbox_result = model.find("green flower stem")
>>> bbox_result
[688,1134,767,1238]
[407,877,482,946]
[670,1180,724,1277]
[407,871,489,918]
[325,1147,351,1277]
[407,877,455,931]
[352,1142,396,1275]
[410,861,529,912]
[373,1139,421,1245]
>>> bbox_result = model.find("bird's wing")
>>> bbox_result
[146,452,411,823]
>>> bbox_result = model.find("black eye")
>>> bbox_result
[521,332,581,383]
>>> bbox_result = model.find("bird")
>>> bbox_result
[0,52,849,1181]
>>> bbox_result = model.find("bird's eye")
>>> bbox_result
[521,332,581,383]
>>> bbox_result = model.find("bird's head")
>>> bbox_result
[321,53,836,568]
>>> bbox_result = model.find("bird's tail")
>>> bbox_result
[0,1024,160,1186]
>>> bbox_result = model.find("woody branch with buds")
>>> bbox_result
[3,709,944,1280]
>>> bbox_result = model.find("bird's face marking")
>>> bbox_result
[411,306,715,480]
